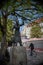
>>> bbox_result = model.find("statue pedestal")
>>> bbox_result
[10,46,27,65]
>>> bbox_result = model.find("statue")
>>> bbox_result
[12,16,24,46]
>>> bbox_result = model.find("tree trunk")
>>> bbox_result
[1,15,7,54]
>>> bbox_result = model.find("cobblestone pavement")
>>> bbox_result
[26,49,43,65]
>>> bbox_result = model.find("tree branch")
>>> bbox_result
[15,7,38,11]
[15,12,31,21]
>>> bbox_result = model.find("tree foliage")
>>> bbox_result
[0,19,13,42]
[6,19,13,42]
[30,23,41,38]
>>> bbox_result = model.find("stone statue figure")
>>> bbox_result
[12,16,24,46]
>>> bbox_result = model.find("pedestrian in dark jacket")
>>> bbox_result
[29,43,34,56]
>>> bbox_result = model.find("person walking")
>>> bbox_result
[29,43,34,56]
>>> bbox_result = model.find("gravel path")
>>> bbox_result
[26,50,43,65]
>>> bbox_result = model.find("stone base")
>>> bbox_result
[10,46,27,65]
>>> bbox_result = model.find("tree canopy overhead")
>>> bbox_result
[0,0,43,22]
